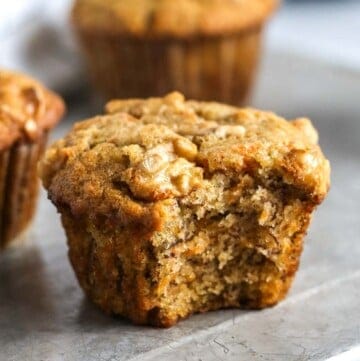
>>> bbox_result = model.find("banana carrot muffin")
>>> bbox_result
[0,70,65,249]
[72,0,278,104]
[40,92,330,327]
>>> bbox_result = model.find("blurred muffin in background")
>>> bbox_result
[0,70,65,250]
[72,0,278,105]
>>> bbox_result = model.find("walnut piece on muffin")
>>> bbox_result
[40,92,330,327]
[0,70,65,249]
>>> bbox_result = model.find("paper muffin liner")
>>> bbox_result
[77,27,263,105]
[0,134,47,249]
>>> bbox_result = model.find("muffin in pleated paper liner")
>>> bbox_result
[72,0,279,104]
[39,92,330,327]
[0,70,65,249]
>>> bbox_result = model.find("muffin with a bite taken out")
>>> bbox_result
[39,92,330,327]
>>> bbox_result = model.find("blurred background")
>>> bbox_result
[1,0,359,199]
[1,0,360,101]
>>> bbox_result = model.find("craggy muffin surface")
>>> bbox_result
[72,0,279,38]
[0,70,65,151]
[0,70,65,249]
[40,92,330,327]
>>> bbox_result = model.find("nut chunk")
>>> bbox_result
[39,92,330,327]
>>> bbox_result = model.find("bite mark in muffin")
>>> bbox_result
[40,92,330,327]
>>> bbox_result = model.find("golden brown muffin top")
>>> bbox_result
[40,92,330,222]
[0,70,65,151]
[72,0,279,38]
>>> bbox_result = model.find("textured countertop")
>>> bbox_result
[1,51,360,361]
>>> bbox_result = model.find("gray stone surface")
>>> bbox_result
[0,52,359,361]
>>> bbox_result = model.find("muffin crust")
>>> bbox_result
[0,70,65,151]
[40,92,330,327]
[72,0,279,38]
[0,70,65,249]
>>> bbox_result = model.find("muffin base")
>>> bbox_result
[77,28,263,105]
[0,135,47,249]
[58,172,312,328]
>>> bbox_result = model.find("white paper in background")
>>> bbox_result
[328,346,360,361]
